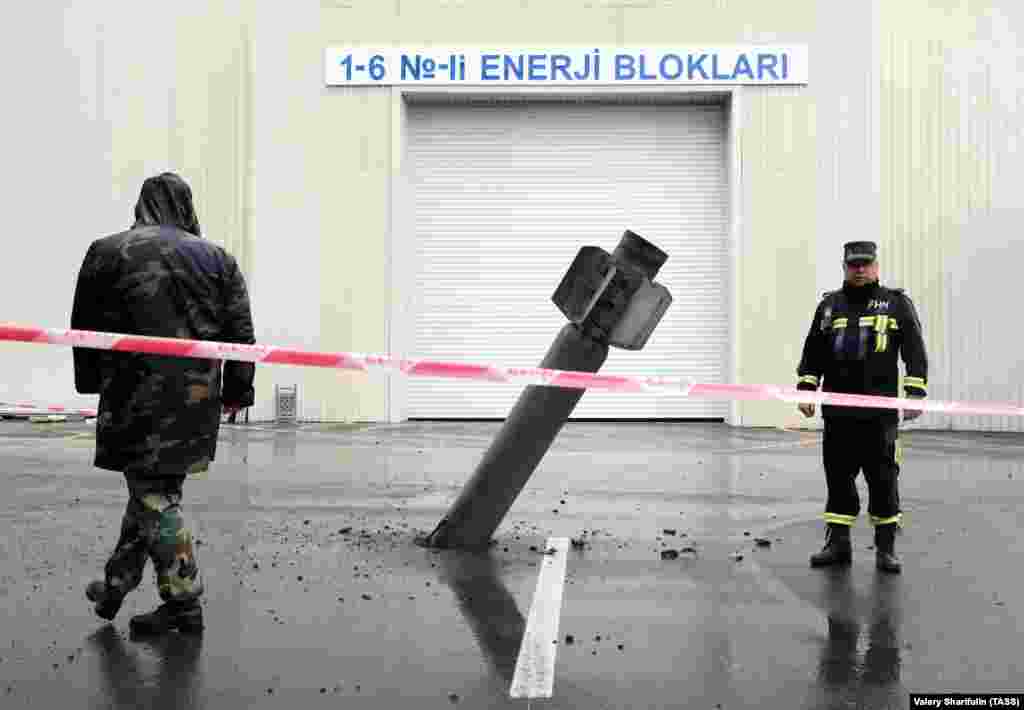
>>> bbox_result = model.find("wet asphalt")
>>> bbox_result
[1,419,1022,709]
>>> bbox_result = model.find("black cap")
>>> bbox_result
[844,241,877,264]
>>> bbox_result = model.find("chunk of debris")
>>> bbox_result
[754,538,772,548]
[660,549,680,560]
[680,546,698,554]
[663,529,677,536]
[731,552,744,562]
[564,634,575,645]
[570,537,586,549]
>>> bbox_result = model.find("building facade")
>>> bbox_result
[3,0,1021,431]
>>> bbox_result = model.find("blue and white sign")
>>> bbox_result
[324,47,808,86]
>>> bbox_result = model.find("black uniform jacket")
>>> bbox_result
[796,281,928,422]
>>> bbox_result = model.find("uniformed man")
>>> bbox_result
[796,241,928,573]
[71,172,256,633]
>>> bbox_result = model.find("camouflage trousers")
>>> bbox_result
[104,474,203,603]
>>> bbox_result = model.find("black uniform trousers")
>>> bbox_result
[822,417,901,526]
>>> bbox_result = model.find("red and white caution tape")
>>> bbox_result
[0,401,98,417]
[3,322,1024,418]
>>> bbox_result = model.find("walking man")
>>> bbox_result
[71,172,256,632]
[796,241,928,573]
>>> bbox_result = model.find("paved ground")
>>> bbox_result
[1,419,1022,708]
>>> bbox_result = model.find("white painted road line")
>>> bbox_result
[510,536,570,700]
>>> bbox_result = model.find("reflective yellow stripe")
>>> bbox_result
[895,438,903,465]
[799,375,819,386]
[832,318,848,328]
[871,315,889,351]
[823,512,858,526]
[859,316,875,326]
[888,319,899,330]
[904,376,926,396]
[871,513,903,527]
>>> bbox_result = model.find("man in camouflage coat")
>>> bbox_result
[71,172,255,634]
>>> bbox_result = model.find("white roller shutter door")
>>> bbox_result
[405,99,729,419]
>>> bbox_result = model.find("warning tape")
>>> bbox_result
[3,322,1024,418]
[0,402,98,417]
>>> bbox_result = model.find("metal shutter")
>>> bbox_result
[405,98,729,419]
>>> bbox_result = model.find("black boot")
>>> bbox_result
[810,523,852,568]
[874,523,901,573]
[130,600,204,635]
[86,580,124,622]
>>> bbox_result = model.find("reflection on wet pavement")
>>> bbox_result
[813,569,904,709]
[438,551,524,683]
[88,625,204,709]
[1,420,1022,708]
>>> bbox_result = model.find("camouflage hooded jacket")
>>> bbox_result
[71,174,255,477]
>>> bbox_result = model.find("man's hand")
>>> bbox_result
[798,402,816,418]
[902,395,924,422]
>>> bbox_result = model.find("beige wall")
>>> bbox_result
[7,1,1018,430]
[880,0,1024,431]
[209,0,878,425]
[0,1,250,414]
[253,0,876,426]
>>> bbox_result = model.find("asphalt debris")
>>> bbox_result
[660,549,680,560]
